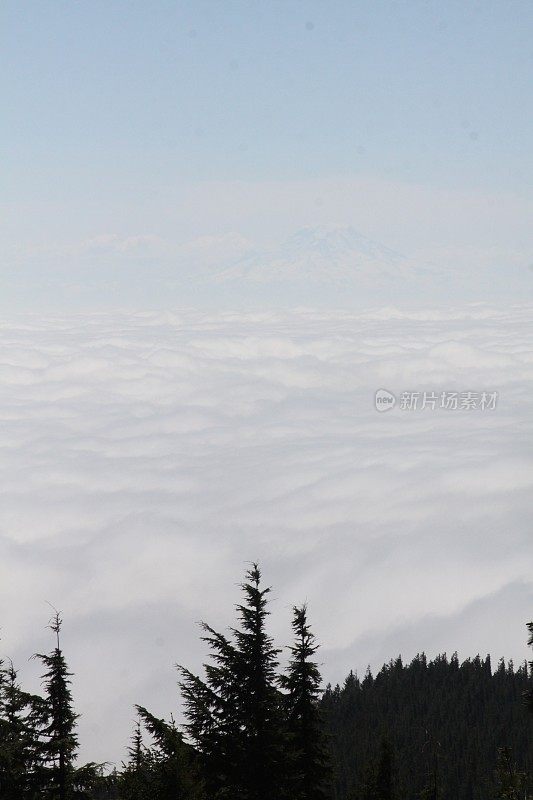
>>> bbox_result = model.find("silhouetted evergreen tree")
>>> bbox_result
[280,605,329,800]
[0,657,46,800]
[0,659,28,799]
[353,735,396,800]
[34,612,79,800]
[179,564,288,799]
[419,732,442,800]
[374,736,395,800]
[118,717,153,800]
[527,621,533,714]
[135,705,203,799]
[72,763,117,800]
[128,720,145,773]
[494,747,527,799]
[0,660,29,799]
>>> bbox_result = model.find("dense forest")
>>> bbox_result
[321,653,531,800]
[1,565,532,799]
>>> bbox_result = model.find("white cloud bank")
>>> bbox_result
[0,304,532,764]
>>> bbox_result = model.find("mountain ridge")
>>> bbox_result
[212,225,438,286]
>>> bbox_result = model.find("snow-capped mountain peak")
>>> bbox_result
[215,225,434,286]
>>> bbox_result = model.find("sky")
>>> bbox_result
[1,0,533,767]
[2,0,533,308]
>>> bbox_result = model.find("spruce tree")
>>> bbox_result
[1,660,24,799]
[128,719,145,773]
[0,660,28,799]
[373,736,395,800]
[0,658,45,800]
[418,731,442,800]
[280,604,329,800]
[118,717,152,800]
[135,705,203,799]
[357,737,396,800]
[494,747,526,800]
[179,564,288,800]
[527,621,533,713]
[179,624,244,796]
[34,612,79,800]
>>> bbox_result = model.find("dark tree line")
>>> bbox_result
[321,652,532,800]
[1,566,532,799]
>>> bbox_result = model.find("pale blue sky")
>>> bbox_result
[2,0,533,308]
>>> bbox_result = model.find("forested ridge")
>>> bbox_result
[321,653,531,799]
[1,566,532,799]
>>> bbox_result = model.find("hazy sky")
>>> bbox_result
[2,0,533,308]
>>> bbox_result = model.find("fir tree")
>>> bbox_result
[0,659,30,799]
[179,625,243,796]
[128,719,145,773]
[0,658,45,800]
[118,717,152,800]
[374,736,395,800]
[280,604,329,800]
[494,747,527,800]
[356,736,396,800]
[527,621,533,714]
[0,661,27,799]
[34,612,79,800]
[179,564,288,800]
[413,729,442,800]
[135,705,203,799]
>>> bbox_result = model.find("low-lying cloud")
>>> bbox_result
[0,304,531,764]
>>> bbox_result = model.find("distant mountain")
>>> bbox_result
[213,225,437,286]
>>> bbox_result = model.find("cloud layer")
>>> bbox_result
[0,304,532,764]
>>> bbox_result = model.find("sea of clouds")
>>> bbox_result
[0,304,532,764]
